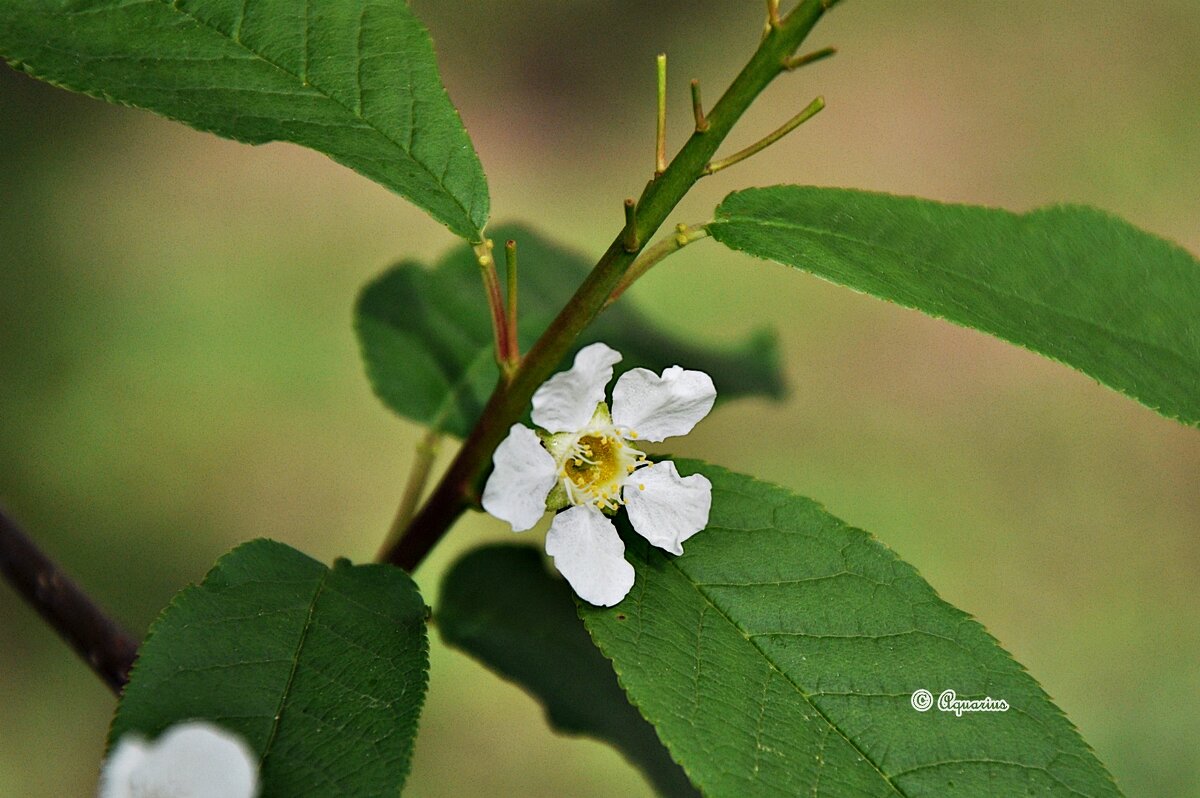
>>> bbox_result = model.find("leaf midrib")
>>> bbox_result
[258,566,329,768]
[137,0,481,235]
[714,214,1196,371]
[661,509,1107,796]
[661,549,908,797]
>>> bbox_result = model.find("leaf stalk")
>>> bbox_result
[622,199,640,252]
[474,240,517,377]
[704,95,825,175]
[606,224,711,307]
[504,239,520,366]
[379,428,443,560]
[784,46,837,70]
[690,79,709,132]
[655,54,668,175]
[766,0,781,29]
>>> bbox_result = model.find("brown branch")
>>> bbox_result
[0,506,138,694]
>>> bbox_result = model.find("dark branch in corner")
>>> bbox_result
[0,506,138,695]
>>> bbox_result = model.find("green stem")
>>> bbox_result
[382,0,837,572]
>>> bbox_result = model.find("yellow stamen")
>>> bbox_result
[559,424,648,511]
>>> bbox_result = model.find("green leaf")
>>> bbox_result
[582,461,1121,797]
[438,544,700,798]
[0,0,488,239]
[110,539,429,797]
[356,223,785,437]
[709,185,1200,427]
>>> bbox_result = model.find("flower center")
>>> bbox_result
[561,429,645,511]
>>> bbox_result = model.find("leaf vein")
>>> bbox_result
[257,567,329,768]
[147,0,479,235]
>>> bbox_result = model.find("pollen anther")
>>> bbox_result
[558,422,647,511]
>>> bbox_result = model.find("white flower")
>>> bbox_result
[482,342,715,606]
[99,721,259,798]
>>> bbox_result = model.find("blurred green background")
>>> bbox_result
[2,1,1198,795]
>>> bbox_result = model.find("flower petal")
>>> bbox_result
[611,366,716,442]
[98,735,148,798]
[531,342,622,433]
[544,505,635,606]
[102,721,259,798]
[623,461,712,555]
[482,424,559,531]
